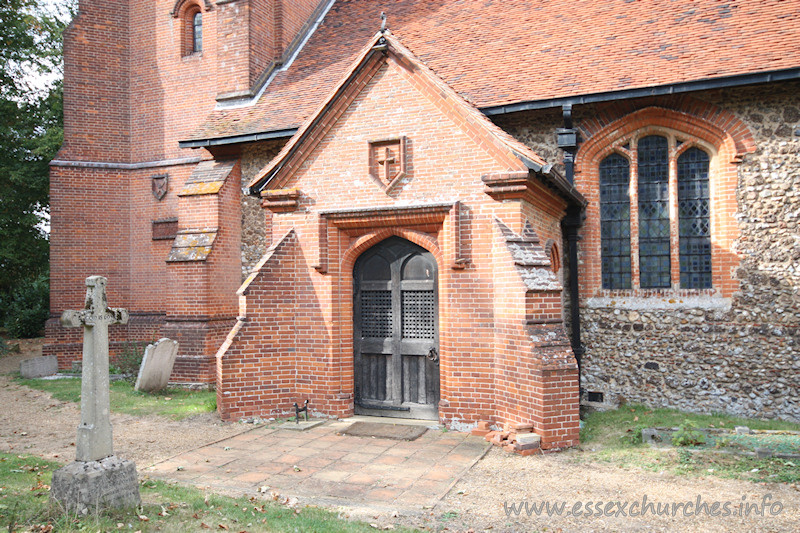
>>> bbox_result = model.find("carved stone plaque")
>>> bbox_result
[368,137,406,191]
[151,174,169,201]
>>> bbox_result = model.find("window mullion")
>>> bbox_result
[669,148,680,288]
[629,142,640,290]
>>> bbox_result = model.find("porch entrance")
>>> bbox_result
[353,237,440,420]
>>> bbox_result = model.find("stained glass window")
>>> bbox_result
[677,148,711,288]
[599,152,631,289]
[637,135,671,288]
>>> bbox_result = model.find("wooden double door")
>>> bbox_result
[353,237,440,420]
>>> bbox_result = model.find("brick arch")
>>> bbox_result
[578,96,756,161]
[574,105,745,298]
[337,228,445,419]
[577,106,754,169]
[171,0,211,18]
[341,228,444,275]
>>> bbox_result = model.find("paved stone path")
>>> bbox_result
[145,418,489,515]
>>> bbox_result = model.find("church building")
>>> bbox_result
[46,0,800,450]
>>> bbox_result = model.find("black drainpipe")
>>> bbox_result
[557,104,585,395]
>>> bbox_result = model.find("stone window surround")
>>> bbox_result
[598,126,717,292]
[574,105,753,299]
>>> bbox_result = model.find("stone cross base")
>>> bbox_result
[50,456,140,514]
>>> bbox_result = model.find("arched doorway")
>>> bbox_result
[353,237,440,420]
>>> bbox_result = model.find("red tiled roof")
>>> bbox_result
[249,30,585,205]
[188,0,800,142]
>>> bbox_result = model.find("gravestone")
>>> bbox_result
[20,355,58,378]
[50,276,141,513]
[134,338,179,392]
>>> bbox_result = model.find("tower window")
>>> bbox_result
[192,11,203,53]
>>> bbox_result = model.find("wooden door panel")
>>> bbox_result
[360,353,389,401]
[399,339,431,355]
[354,237,439,420]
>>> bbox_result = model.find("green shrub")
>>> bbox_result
[672,419,707,447]
[110,341,149,382]
[621,424,649,445]
[3,276,49,339]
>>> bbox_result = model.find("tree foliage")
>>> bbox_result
[0,0,74,328]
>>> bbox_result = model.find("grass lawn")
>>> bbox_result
[579,404,800,484]
[16,377,217,420]
[0,453,395,532]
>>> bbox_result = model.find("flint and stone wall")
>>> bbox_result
[240,140,283,276]
[498,81,800,422]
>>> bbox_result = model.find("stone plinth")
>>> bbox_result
[50,455,140,514]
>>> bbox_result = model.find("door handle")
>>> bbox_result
[427,347,439,365]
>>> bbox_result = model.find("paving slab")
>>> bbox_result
[279,420,326,431]
[145,418,490,516]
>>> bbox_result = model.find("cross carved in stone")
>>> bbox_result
[376,146,397,184]
[61,276,129,462]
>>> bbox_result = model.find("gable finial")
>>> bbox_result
[380,11,387,32]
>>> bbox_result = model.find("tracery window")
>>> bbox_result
[599,132,712,290]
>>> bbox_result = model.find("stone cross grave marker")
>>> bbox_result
[60,275,129,461]
[50,276,140,513]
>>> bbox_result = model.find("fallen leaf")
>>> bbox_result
[633,416,639,422]
[138,515,149,522]
[200,523,211,529]
[218,525,229,530]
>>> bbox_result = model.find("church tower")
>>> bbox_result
[46,0,330,383]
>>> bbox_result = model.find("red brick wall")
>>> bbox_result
[216,0,325,96]
[277,0,322,53]
[216,58,579,448]
[249,0,277,82]
[60,1,131,162]
[215,1,252,96]
[130,1,219,161]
